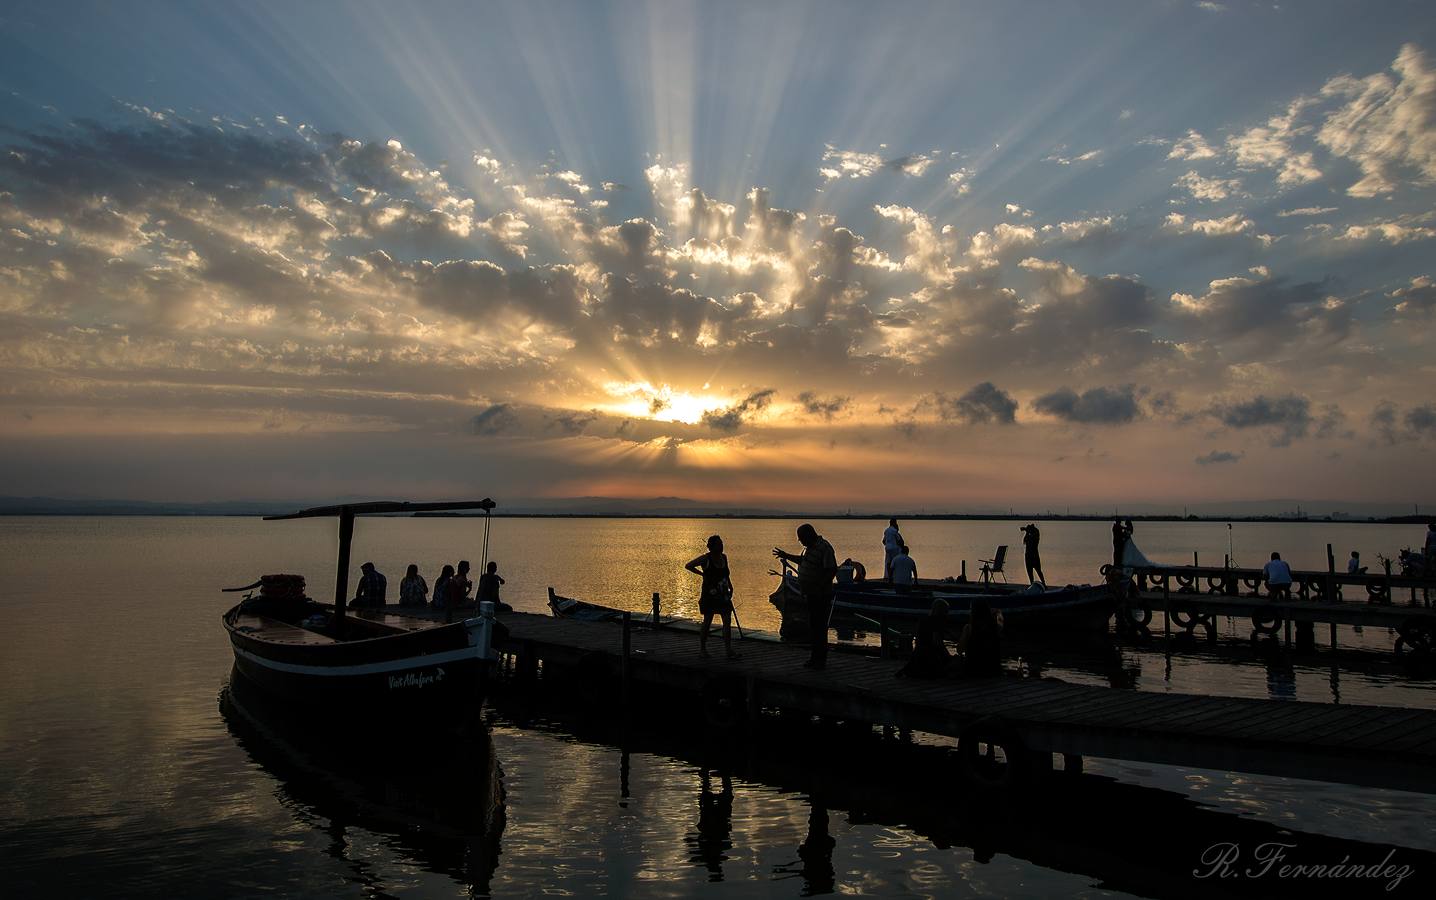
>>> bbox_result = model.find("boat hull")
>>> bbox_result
[770,576,1112,634]
[224,603,495,716]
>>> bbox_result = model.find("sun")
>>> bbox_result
[603,381,721,424]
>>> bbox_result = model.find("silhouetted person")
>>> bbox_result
[1021,523,1045,585]
[890,543,917,592]
[477,560,509,611]
[1112,517,1127,569]
[452,560,473,607]
[399,563,428,607]
[897,598,951,678]
[1426,523,1436,556]
[882,518,902,580]
[353,562,386,607]
[958,597,1002,675]
[1347,551,1367,575]
[840,558,867,582]
[431,564,455,610]
[687,768,734,881]
[775,524,837,669]
[1262,551,1293,600]
[688,534,737,659]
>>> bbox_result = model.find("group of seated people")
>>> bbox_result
[350,559,510,611]
[895,597,1003,679]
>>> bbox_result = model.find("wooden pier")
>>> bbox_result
[1128,561,1436,653]
[493,611,1436,795]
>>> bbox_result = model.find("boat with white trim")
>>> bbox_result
[222,499,506,715]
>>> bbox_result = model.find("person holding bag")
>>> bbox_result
[687,534,738,660]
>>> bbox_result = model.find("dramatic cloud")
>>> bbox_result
[1209,394,1312,446]
[1336,222,1436,244]
[1168,130,1219,161]
[472,404,519,436]
[1391,276,1436,317]
[1317,43,1436,197]
[931,383,1018,425]
[1034,385,1143,424]
[796,392,850,421]
[1409,404,1436,436]
[1371,401,1436,443]
[1175,170,1242,201]
[3,22,1436,509]
[701,389,776,432]
[1226,98,1323,186]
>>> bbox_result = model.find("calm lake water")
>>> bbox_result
[1,516,1433,898]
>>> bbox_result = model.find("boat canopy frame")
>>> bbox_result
[264,499,497,620]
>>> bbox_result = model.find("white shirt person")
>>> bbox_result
[891,544,917,589]
[1262,552,1294,599]
[882,518,902,580]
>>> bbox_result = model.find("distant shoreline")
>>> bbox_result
[2,511,1430,525]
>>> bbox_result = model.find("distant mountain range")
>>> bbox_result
[0,494,1429,521]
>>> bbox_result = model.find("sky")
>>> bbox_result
[1,0,1435,513]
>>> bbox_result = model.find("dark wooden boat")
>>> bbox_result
[769,563,1112,636]
[547,589,632,623]
[222,500,506,715]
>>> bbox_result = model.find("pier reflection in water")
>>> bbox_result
[482,685,1434,898]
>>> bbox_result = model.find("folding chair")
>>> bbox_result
[980,545,1008,586]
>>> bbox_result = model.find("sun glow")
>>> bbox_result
[604,380,722,424]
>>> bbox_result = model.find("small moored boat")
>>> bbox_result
[769,562,1112,636]
[222,500,506,716]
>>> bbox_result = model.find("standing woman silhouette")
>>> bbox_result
[686,534,738,659]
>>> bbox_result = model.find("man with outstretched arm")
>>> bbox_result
[775,523,838,670]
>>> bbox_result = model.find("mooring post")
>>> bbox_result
[1163,579,1171,641]
[961,560,967,581]
[1325,543,1336,604]
[652,591,660,625]
[621,611,632,709]
[1193,551,1199,568]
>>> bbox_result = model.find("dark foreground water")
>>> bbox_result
[1,516,1434,898]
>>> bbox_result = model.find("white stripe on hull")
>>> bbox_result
[231,642,481,677]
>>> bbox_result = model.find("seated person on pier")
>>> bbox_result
[353,562,387,608]
[1427,523,1436,557]
[896,599,951,678]
[477,561,511,612]
[1347,551,1367,576]
[890,545,917,593]
[1262,552,1293,600]
[957,598,1003,676]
